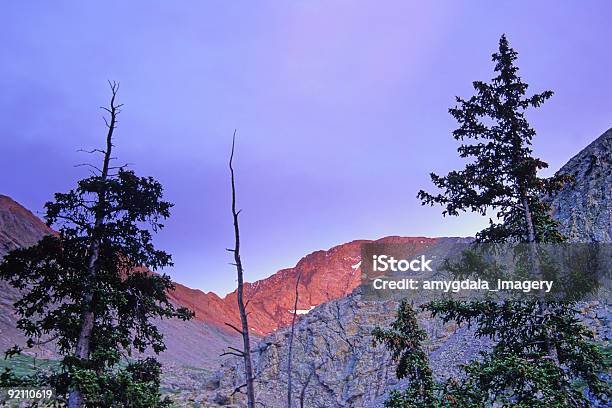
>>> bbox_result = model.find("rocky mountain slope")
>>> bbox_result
[0,196,57,358]
[198,128,612,407]
[0,195,241,369]
[168,236,438,337]
[0,195,436,370]
[1,127,610,406]
[0,195,54,253]
[199,239,478,407]
[548,127,612,242]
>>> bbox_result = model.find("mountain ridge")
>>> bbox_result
[200,127,612,407]
[1,127,609,404]
[0,194,440,343]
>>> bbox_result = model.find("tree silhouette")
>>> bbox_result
[376,35,609,407]
[224,131,256,408]
[418,34,570,244]
[0,82,192,407]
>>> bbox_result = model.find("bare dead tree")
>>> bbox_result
[299,371,313,408]
[294,324,334,407]
[287,271,302,408]
[227,131,256,408]
[68,81,122,408]
[298,359,326,408]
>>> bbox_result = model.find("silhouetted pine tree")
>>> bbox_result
[418,34,570,244]
[375,35,609,407]
[0,83,193,408]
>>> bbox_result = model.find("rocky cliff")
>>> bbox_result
[198,129,612,407]
[200,239,482,407]
[548,127,612,242]
[169,236,438,336]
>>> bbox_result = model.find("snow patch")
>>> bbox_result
[289,306,316,315]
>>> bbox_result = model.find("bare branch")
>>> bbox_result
[108,163,132,170]
[74,163,103,174]
[231,383,247,397]
[228,346,245,354]
[221,351,244,357]
[225,322,244,335]
[229,130,256,407]
[287,271,302,408]
[77,148,106,155]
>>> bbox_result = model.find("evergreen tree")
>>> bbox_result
[417,34,570,244]
[372,300,437,408]
[375,35,609,407]
[424,298,609,407]
[0,83,193,407]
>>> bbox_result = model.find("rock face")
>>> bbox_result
[170,236,438,336]
[200,239,479,407]
[199,129,612,407]
[0,195,438,370]
[548,128,612,242]
[0,195,54,255]
[168,239,366,337]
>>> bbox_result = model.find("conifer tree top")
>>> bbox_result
[418,35,571,243]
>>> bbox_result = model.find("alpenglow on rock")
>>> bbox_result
[199,128,612,407]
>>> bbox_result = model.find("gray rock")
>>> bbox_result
[196,128,612,407]
[547,128,612,242]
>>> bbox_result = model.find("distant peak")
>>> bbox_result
[0,194,53,257]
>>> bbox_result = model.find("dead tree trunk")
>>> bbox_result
[68,82,121,408]
[228,131,256,408]
[287,271,302,408]
[299,368,314,408]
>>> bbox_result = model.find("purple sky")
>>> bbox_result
[2,1,611,295]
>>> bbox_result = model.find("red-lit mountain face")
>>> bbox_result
[0,193,438,366]
[0,194,438,336]
[169,236,439,336]
[0,195,54,254]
